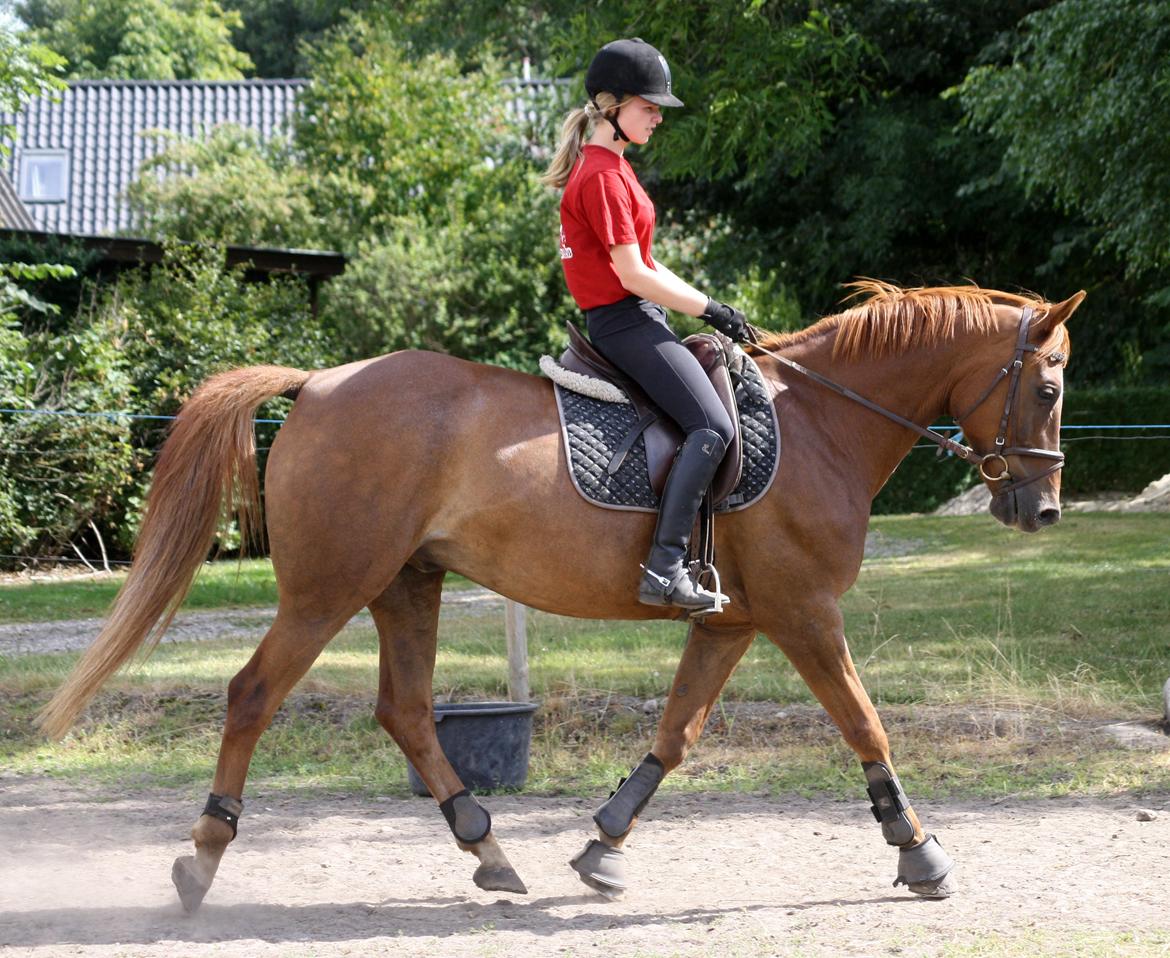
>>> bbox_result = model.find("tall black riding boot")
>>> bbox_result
[638,428,729,615]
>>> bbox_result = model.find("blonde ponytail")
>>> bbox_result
[540,93,626,188]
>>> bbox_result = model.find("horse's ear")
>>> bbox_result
[1038,290,1086,330]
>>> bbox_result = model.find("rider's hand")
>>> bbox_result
[702,298,749,343]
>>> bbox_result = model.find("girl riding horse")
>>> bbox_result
[543,37,751,616]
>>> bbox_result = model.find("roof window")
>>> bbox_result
[19,150,70,203]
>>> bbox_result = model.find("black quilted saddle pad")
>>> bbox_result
[552,353,780,513]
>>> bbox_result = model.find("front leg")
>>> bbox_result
[764,594,956,898]
[570,621,756,897]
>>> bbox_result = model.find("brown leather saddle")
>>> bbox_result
[558,322,744,505]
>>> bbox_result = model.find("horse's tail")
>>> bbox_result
[37,364,311,739]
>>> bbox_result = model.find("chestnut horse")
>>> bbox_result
[38,281,1081,911]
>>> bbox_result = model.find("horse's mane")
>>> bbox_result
[752,279,1063,362]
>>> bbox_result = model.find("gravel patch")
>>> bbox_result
[0,588,505,658]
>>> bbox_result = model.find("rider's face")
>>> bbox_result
[617,96,663,145]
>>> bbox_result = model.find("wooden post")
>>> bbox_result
[505,599,529,703]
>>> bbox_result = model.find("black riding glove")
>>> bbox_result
[702,298,749,343]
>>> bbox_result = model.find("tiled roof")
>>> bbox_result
[0,76,570,239]
[0,79,306,236]
[0,173,36,229]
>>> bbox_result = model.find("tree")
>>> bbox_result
[293,13,516,244]
[15,0,253,79]
[0,20,64,135]
[322,161,576,368]
[223,0,368,77]
[956,0,1170,276]
[295,15,573,366]
[747,1,1062,311]
[547,1,870,188]
[127,126,320,247]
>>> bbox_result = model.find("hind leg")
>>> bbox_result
[369,565,526,895]
[172,605,354,912]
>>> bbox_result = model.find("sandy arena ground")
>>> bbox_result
[2,776,1169,958]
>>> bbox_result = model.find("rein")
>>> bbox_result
[745,306,1065,495]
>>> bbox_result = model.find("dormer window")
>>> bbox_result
[19,150,70,202]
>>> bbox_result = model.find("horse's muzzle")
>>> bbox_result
[989,489,1062,532]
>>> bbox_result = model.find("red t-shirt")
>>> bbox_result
[558,145,657,310]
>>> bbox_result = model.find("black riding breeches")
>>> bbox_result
[586,297,735,446]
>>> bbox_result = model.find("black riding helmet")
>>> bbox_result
[586,38,683,141]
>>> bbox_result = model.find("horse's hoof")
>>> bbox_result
[171,855,211,913]
[473,863,528,895]
[569,839,626,900]
[894,833,955,899]
[908,871,958,898]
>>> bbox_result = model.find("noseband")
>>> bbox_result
[746,305,1065,496]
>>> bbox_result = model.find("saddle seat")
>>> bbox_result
[558,322,744,505]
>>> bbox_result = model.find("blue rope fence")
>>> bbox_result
[2,406,1168,433]
[0,408,286,424]
[2,407,1166,568]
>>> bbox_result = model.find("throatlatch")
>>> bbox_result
[439,789,492,844]
[594,753,665,838]
[862,761,916,846]
[202,793,244,839]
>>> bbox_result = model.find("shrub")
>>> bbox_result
[322,159,576,369]
[0,244,340,566]
[0,297,137,562]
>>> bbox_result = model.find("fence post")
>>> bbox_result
[505,599,529,703]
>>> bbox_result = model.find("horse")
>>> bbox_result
[37,280,1082,911]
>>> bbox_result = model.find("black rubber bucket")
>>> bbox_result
[406,701,539,797]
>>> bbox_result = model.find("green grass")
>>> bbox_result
[2,514,1169,798]
[0,558,279,622]
[843,513,1170,712]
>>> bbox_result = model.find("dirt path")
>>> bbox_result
[2,776,1168,957]
[0,588,504,657]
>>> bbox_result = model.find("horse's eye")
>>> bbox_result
[1038,383,1060,402]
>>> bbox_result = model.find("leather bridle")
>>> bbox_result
[745,305,1065,496]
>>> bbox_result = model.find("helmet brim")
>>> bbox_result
[641,91,684,108]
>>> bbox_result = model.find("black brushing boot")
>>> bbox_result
[638,428,729,615]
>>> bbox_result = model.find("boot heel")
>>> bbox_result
[636,588,671,607]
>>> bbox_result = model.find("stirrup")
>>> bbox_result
[638,563,728,615]
[694,561,728,616]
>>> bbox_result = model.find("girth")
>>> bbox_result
[558,322,745,504]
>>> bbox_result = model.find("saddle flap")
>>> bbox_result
[561,323,677,492]
[555,324,744,502]
[550,335,779,515]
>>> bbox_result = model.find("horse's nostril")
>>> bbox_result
[1038,508,1061,526]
